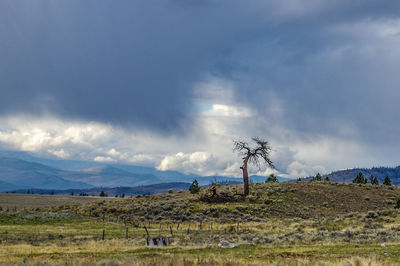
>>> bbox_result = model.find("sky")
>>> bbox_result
[1,0,400,178]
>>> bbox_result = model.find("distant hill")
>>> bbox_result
[0,157,172,191]
[0,179,24,191]
[59,165,162,188]
[0,157,92,191]
[323,166,400,185]
[300,166,400,185]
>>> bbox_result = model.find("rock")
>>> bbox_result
[381,243,387,247]
[218,240,236,248]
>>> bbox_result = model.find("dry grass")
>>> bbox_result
[1,241,399,265]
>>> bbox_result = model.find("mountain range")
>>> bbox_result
[0,150,281,192]
[0,150,398,192]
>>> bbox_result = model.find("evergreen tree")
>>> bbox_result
[383,176,392,186]
[353,172,365,184]
[266,174,279,183]
[370,175,379,185]
[325,176,330,182]
[315,173,322,181]
[99,191,107,197]
[189,179,200,194]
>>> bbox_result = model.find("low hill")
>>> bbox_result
[70,181,400,222]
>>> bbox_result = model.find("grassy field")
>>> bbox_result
[1,181,400,265]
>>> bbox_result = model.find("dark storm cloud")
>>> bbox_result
[0,0,257,130]
[1,0,400,141]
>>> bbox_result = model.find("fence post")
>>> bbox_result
[102,229,105,240]
[126,227,129,239]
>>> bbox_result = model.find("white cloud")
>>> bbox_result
[47,149,69,159]
[157,152,216,175]
[286,161,326,178]
[94,156,116,163]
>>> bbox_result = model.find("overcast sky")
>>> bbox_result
[1,0,400,178]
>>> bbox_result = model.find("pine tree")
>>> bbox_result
[189,179,200,194]
[325,176,330,182]
[315,173,322,181]
[383,176,392,186]
[353,172,365,184]
[266,174,279,183]
[370,175,379,185]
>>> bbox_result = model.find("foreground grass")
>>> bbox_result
[2,182,400,265]
[1,241,399,265]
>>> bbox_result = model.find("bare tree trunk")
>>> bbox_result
[241,159,249,196]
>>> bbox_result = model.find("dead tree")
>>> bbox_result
[233,137,274,196]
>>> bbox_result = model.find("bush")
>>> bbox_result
[189,180,200,194]
[395,199,400,209]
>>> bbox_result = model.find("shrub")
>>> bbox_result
[395,199,400,209]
